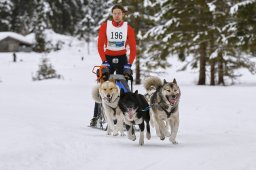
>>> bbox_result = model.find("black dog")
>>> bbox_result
[118,90,151,145]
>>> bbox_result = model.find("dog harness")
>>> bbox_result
[159,92,180,117]
[103,95,120,116]
[150,86,180,117]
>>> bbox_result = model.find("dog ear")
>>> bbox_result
[173,78,177,84]
[163,79,167,84]
[134,90,138,94]
[109,78,115,83]
[100,78,105,84]
[120,88,125,95]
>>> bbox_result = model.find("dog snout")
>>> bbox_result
[172,95,176,99]
[107,94,111,98]
[128,108,133,112]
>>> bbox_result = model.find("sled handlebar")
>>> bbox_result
[92,66,108,81]
[92,66,133,92]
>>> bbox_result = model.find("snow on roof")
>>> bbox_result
[0,32,34,45]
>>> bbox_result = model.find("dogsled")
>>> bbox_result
[90,65,133,130]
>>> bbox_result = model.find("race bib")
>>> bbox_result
[106,20,128,51]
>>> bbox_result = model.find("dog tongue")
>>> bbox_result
[128,111,133,119]
[168,96,176,104]
[170,99,176,104]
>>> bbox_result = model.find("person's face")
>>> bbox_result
[112,8,124,23]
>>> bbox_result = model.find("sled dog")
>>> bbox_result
[92,79,124,136]
[143,76,181,144]
[118,90,151,145]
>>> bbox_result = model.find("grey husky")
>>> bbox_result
[143,76,181,144]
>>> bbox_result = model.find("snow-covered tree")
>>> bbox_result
[233,1,256,54]
[34,0,49,52]
[76,1,95,54]
[47,0,81,35]
[145,0,255,86]
[146,0,213,85]
[207,0,256,85]
[11,0,36,34]
[76,0,111,54]
[0,0,13,31]
[33,57,61,80]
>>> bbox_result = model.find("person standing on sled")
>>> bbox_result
[90,4,137,127]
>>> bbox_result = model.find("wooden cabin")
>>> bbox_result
[0,32,34,52]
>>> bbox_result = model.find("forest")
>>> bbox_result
[1,0,256,85]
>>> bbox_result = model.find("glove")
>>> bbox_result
[102,67,110,81]
[102,61,110,68]
[124,63,132,70]
[123,63,132,76]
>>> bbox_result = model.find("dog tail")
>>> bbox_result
[92,84,102,103]
[143,76,162,92]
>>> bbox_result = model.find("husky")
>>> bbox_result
[143,76,181,144]
[118,90,151,145]
[92,79,124,136]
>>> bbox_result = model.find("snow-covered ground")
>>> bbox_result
[1,36,256,170]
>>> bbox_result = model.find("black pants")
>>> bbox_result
[93,102,99,118]
[106,54,128,74]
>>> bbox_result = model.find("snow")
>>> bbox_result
[230,0,256,15]
[1,33,256,170]
[0,32,33,45]
[207,2,216,12]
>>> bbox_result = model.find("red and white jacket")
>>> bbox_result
[97,20,136,64]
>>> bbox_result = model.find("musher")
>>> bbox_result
[90,4,137,127]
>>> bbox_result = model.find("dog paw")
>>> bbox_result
[120,132,126,136]
[113,131,119,136]
[128,135,136,141]
[139,139,144,145]
[169,138,178,144]
[146,133,151,140]
[132,135,136,141]
[171,141,178,144]
[160,136,165,141]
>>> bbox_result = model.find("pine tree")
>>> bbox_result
[47,0,81,35]
[207,0,234,85]
[0,0,13,31]
[33,57,60,80]
[34,0,49,52]
[90,0,112,28]
[235,1,256,54]
[147,0,213,85]
[208,1,256,85]
[76,1,95,54]
[11,0,36,34]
